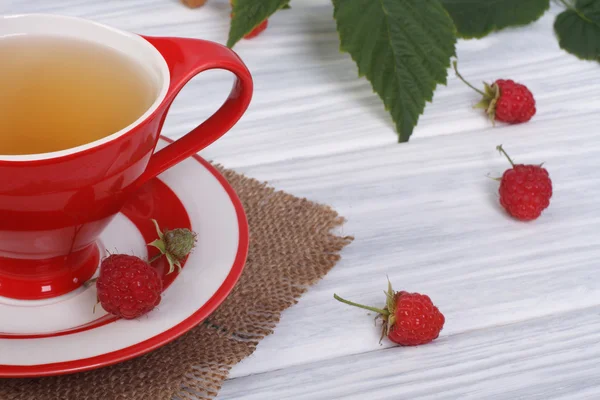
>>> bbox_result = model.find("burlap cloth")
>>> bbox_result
[0,166,353,400]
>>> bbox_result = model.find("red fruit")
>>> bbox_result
[334,282,445,346]
[493,79,536,123]
[453,61,536,124]
[496,145,552,221]
[229,7,268,40]
[244,20,268,39]
[96,254,162,319]
[182,0,208,8]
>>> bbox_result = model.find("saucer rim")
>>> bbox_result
[0,138,249,377]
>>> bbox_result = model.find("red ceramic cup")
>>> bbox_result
[0,14,253,300]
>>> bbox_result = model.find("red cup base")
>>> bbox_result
[0,244,100,300]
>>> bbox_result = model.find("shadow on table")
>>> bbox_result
[301,6,396,132]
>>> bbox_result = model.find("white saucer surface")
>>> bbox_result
[0,139,241,367]
[0,214,143,334]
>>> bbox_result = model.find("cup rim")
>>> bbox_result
[0,14,170,162]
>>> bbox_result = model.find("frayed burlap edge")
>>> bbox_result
[0,166,352,400]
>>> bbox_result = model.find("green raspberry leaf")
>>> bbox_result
[440,0,550,39]
[228,0,290,48]
[332,0,456,142]
[554,0,600,61]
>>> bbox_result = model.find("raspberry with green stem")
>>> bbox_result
[453,61,536,124]
[334,280,445,346]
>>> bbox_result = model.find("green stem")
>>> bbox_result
[453,61,486,97]
[149,253,163,264]
[496,145,515,167]
[85,277,98,287]
[334,294,389,316]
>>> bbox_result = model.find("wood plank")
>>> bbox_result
[227,111,600,378]
[220,308,600,399]
[3,2,600,398]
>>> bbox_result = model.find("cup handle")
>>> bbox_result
[136,36,253,186]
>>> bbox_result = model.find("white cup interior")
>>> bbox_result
[0,14,170,162]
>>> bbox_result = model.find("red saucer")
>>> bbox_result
[0,137,248,377]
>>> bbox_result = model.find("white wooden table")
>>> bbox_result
[4,1,600,398]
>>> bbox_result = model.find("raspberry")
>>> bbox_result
[229,5,268,40]
[494,79,536,123]
[96,254,162,319]
[149,219,197,274]
[335,281,445,346]
[453,61,536,124]
[387,291,445,346]
[244,20,268,39]
[496,145,552,221]
[182,0,208,8]
[163,228,197,261]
